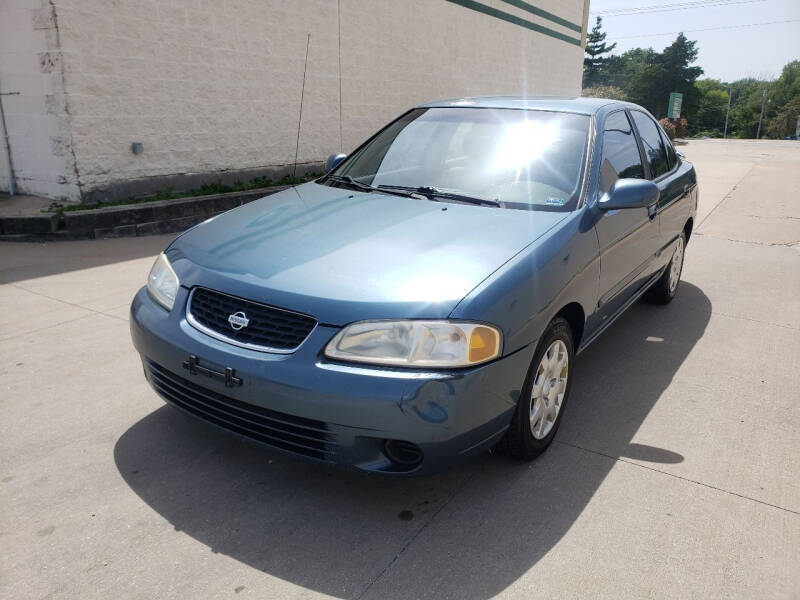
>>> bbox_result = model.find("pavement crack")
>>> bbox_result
[711,310,800,332]
[745,214,800,221]
[693,232,800,248]
[696,161,760,230]
[9,283,128,322]
[556,440,800,516]
[0,311,97,343]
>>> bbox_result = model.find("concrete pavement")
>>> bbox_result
[1,140,798,599]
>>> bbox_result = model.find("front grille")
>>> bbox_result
[146,360,336,461]
[187,287,316,352]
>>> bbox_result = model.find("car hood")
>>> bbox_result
[168,182,567,324]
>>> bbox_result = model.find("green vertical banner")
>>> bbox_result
[667,92,683,119]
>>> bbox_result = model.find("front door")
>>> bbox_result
[630,110,690,262]
[593,110,661,321]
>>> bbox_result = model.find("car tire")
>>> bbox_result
[646,231,686,305]
[501,316,574,460]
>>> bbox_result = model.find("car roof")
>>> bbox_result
[418,96,632,115]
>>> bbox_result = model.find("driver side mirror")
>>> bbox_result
[325,153,347,172]
[599,178,660,211]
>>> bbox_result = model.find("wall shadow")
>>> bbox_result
[0,234,174,284]
[114,282,710,599]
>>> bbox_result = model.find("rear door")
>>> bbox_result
[593,110,662,321]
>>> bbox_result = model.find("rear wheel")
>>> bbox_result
[646,231,685,304]
[502,317,574,460]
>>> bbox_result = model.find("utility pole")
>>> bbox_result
[756,86,767,140]
[723,89,731,139]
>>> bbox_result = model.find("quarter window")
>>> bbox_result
[631,111,669,179]
[600,111,644,193]
[658,125,678,170]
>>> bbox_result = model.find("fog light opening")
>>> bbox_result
[384,439,423,468]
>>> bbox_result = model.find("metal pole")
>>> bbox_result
[756,87,767,140]
[723,89,731,139]
[0,88,16,196]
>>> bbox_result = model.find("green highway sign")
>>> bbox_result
[667,92,683,119]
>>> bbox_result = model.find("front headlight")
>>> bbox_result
[147,253,179,311]
[324,320,502,368]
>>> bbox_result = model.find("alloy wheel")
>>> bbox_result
[669,236,685,293]
[529,340,569,440]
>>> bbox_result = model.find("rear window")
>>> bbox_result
[631,111,669,179]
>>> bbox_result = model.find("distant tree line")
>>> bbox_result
[582,17,800,139]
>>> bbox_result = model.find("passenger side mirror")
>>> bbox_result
[325,153,347,172]
[599,178,660,211]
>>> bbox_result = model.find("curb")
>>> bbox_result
[0,185,291,242]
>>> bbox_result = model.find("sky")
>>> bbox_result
[588,0,800,82]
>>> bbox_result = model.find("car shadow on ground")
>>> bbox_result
[114,282,711,599]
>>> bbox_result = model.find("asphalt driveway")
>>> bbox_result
[1,139,798,599]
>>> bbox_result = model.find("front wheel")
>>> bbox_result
[646,231,686,304]
[502,317,574,460]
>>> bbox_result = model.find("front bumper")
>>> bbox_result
[130,286,534,475]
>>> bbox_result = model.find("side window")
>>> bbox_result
[658,125,678,170]
[631,111,669,179]
[600,111,645,193]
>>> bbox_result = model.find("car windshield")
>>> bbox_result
[329,107,591,211]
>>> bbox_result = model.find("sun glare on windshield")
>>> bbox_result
[488,119,560,174]
[334,107,590,211]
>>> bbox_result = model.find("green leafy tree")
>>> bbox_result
[725,78,766,138]
[761,61,800,137]
[581,84,628,100]
[626,34,703,119]
[695,79,729,135]
[592,34,703,124]
[583,17,617,88]
[601,48,655,91]
[581,29,798,139]
[766,95,800,138]
[766,61,800,109]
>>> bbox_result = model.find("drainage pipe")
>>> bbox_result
[0,82,17,196]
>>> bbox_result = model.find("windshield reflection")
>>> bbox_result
[331,107,590,211]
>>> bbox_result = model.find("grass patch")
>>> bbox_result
[44,174,318,214]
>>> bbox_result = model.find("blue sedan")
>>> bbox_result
[130,97,697,474]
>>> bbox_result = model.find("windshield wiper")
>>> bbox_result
[325,175,418,199]
[326,175,373,191]
[378,185,501,208]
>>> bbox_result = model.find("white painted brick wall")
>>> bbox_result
[339,0,586,151]
[0,0,80,200]
[3,0,585,201]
